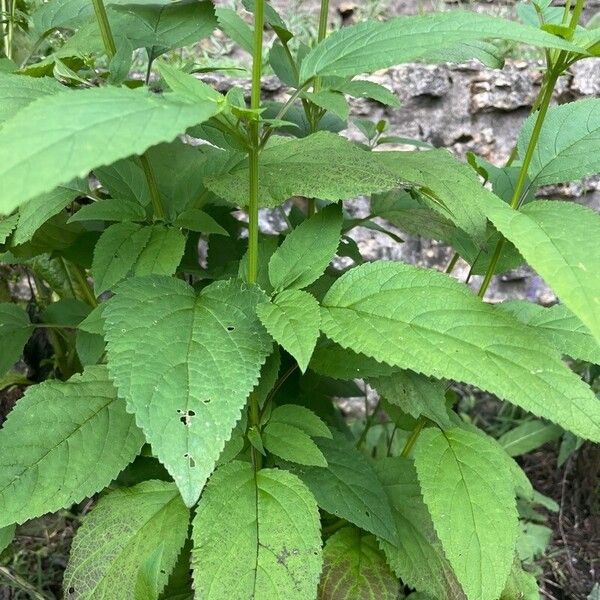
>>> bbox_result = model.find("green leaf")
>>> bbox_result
[205,132,402,208]
[111,0,217,57]
[192,462,322,599]
[299,12,581,81]
[215,7,254,54]
[173,209,228,235]
[0,303,32,376]
[303,90,349,120]
[320,261,600,442]
[0,366,144,527]
[481,199,600,346]
[310,340,398,380]
[0,524,15,553]
[257,289,320,372]
[0,213,18,244]
[413,427,518,600]
[269,204,342,292]
[368,371,451,429]
[0,86,224,216]
[0,72,64,126]
[64,481,189,600]
[103,276,272,506]
[69,197,146,223]
[156,62,224,105]
[318,526,399,600]
[500,563,540,600]
[269,405,332,439]
[263,422,327,467]
[497,301,600,365]
[92,223,186,295]
[332,79,401,107]
[288,434,398,544]
[376,149,491,243]
[498,420,563,457]
[375,457,466,600]
[14,185,80,245]
[518,98,600,185]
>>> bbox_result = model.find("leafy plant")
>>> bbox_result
[0,0,599,598]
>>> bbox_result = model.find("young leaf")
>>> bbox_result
[215,7,254,54]
[481,199,600,345]
[0,72,63,125]
[299,12,581,81]
[13,185,80,245]
[497,301,600,365]
[413,427,519,600]
[257,289,321,372]
[318,527,399,600]
[518,98,600,186]
[69,197,147,224]
[498,420,563,457]
[0,213,19,244]
[320,261,600,442]
[192,462,322,599]
[156,62,225,105]
[369,371,451,429]
[92,223,186,295]
[0,86,224,215]
[269,405,332,439]
[375,457,466,600]
[0,303,32,376]
[204,132,402,208]
[64,481,189,600]
[302,90,350,120]
[263,422,327,467]
[103,276,272,506]
[269,204,342,292]
[173,209,228,235]
[288,434,398,544]
[0,366,144,527]
[332,79,401,107]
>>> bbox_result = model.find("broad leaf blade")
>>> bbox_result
[0,303,32,376]
[204,132,402,208]
[414,427,519,600]
[0,366,144,527]
[318,526,399,600]
[192,462,322,599]
[269,204,342,291]
[92,223,186,294]
[481,199,600,345]
[498,420,563,457]
[518,98,600,185]
[263,422,327,467]
[0,86,224,215]
[320,261,600,441]
[497,300,600,365]
[299,12,581,81]
[104,276,272,506]
[375,457,466,600]
[288,434,398,544]
[269,405,332,439]
[64,480,189,600]
[257,289,321,372]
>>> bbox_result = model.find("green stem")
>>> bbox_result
[138,154,165,221]
[91,0,165,221]
[568,0,585,34]
[477,69,559,299]
[1,0,9,58]
[91,0,117,59]
[248,0,265,472]
[69,263,98,307]
[356,398,382,449]
[400,416,427,458]
[7,0,15,60]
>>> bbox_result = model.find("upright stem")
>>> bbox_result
[568,0,585,33]
[248,0,265,470]
[91,0,117,59]
[1,0,9,58]
[91,0,165,220]
[306,0,330,217]
[477,69,559,299]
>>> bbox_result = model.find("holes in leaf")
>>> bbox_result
[177,409,196,426]
[226,325,235,332]
[68,588,75,595]
[202,398,211,404]
[184,453,196,468]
